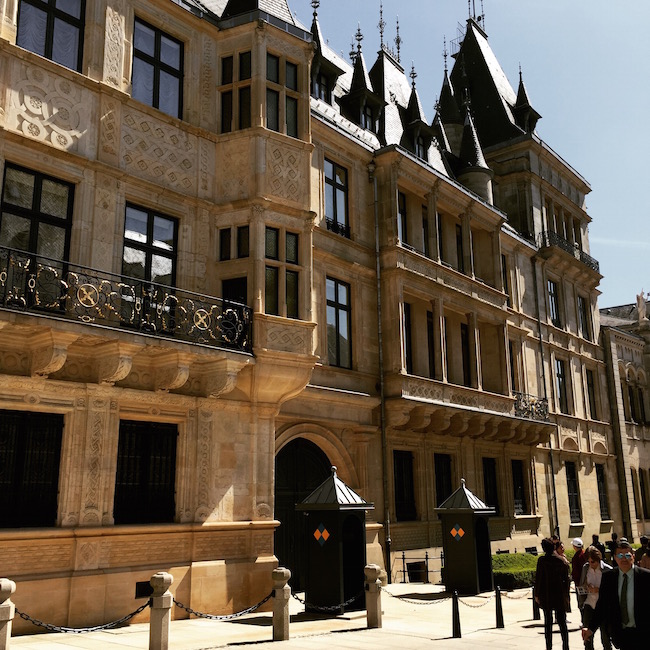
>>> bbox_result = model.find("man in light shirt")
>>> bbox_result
[578,546,611,650]
[582,540,650,649]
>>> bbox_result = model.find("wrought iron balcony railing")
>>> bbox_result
[538,231,600,273]
[0,246,252,354]
[514,392,549,422]
[325,217,351,239]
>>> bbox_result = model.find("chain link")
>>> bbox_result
[380,588,451,606]
[291,590,363,613]
[458,594,495,608]
[502,587,534,600]
[15,601,151,634]
[173,592,273,620]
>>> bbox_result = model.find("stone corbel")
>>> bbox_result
[29,331,79,377]
[95,341,143,384]
[153,352,193,392]
[200,357,251,398]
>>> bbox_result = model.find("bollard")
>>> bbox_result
[452,590,461,638]
[272,567,291,641]
[0,579,16,650]
[533,593,540,620]
[149,572,173,650]
[364,564,382,629]
[495,586,504,629]
[401,551,407,583]
[424,552,430,584]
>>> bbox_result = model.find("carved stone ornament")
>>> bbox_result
[154,354,192,392]
[200,358,250,398]
[29,331,78,377]
[95,342,143,384]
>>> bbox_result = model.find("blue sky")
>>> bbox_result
[290,0,649,308]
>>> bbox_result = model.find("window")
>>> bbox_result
[427,310,435,379]
[638,388,647,424]
[326,277,351,368]
[0,164,73,266]
[508,340,519,393]
[393,450,417,521]
[219,228,231,261]
[434,453,453,507]
[578,295,592,341]
[595,464,610,520]
[586,368,598,420]
[631,469,641,520]
[132,18,183,119]
[397,192,408,244]
[220,51,251,132]
[640,469,650,519]
[313,71,330,103]
[548,279,561,327]
[324,159,349,237]
[502,255,511,307]
[114,420,177,525]
[565,461,582,523]
[223,276,247,304]
[0,410,63,528]
[123,204,177,285]
[555,358,569,414]
[265,227,300,318]
[422,206,430,257]
[460,322,471,388]
[361,104,375,132]
[237,226,249,258]
[628,384,638,423]
[512,459,527,515]
[17,0,85,72]
[483,457,500,515]
[266,53,299,137]
[403,302,413,374]
[455,224,464,273]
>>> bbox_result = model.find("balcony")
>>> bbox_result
[514,392,549,422]
[325,218,350,239]
[0,246,252,354]
[538,231,600,274]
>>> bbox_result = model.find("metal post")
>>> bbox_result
[402,552,407,583]
[149,572,173,650]
[425,551,429,584]
[452,591,461,638]
[272,567,291,641]
[364,565,382,629]
[0,579,16,650]
[495,586,504,629]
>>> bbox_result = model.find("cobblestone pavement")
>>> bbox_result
[11,584,587,649]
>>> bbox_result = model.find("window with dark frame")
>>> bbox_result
[637,387,647,425]
[502,254,511,307]
[422,205,430,257]
[237,225,249,258]
[393,450,417,521]
[455,223,464,273]
[639,469,650,519]
[0,410,63,528]
[512,459,527,515]
[595,463,610,520]
[122,204,177,286]
[219,228,231,261]
[548,279,561,327]
[220,51,251,132]
[460,322,471,388]
[631,468,641,519]
[132,18,183,119]
[427,310,435,379]
[326,277,351,368]
[403,302,413,374]
[113,420,177,525]
[628,384,638,423]
[555,358,569,414]
[313,71,330,103]
[434,453,453,507]
[324,159,349,237]
[266,53,299,136]
[586,368,598,420]
[578,295,592,341]
[398,192,408,244]
[17,0,85,72]
[565,461,582,523]
[265,266,279,316]
[482,457,500,515]
[0,164,74,267]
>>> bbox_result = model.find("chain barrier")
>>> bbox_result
[502,587,534,600]
[173,592,273,621]
[15,601,151,634]
[458,594,495,608]
[291,591,363,613]
[380,587,451,606]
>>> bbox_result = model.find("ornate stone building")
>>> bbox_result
[0,0,626,630]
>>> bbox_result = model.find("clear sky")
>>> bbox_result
[290,0,649,308]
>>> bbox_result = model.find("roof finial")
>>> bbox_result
[355,24,363,54]
[410,63,417,89]
[468,0,472,18]
[461,478,466,487]
[443,36,448,73]
[394,16,402,63]
[331,465,338,477]
[311,0,319,18]
[519,62,523,83]
[349,36,356,62]
[480,0,485,26]
[378,1,386,48]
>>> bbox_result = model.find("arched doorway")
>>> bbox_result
[275,438,331,591]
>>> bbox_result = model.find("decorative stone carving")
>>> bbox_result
[218,139,249,200]
[95,342,143,384]
[10,64,90,152]
[103,4,125,89]
[153,353,192,392]
[266,144,302,202]
[122,109,197,192]
[29,332,78,377]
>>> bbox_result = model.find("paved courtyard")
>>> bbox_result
[10,583,588,649]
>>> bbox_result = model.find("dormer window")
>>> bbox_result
[415,136,427,161]
[361,104,375,132]
[313,71,331,103]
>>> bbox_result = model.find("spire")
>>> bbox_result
[394,16,402,63]
[514,64,542,133]
[460,105,489,171]
[378,1,386,49]
[311,0,319,18]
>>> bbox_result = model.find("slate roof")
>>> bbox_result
[219,0,296,23]
[297,467,373,511]
[436,479,495,514]
[459,108,490,170]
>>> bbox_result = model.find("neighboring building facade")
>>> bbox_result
[0,0,627,630]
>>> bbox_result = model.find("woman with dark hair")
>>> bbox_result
[535,537,570,650]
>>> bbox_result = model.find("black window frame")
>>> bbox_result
[113,420,178,525]
[132,17,184,119]
[578,294,592,341]
[16,0,86,72]
[324,159,349,238]
[434,453,453,507]
[237,225,249,259]
[219,227,231,261]
[393,449,417,521]
[326,276,352,369]
[595,463,610,520]
[548,278,561,327]
[586,368,598,420]
[555,358,570,414]
[482,457,500,515]
[398,191,408,244]
[565,460,582,523]
[0,409,63,528]
[403,302,413,374]
[512,459,528,515]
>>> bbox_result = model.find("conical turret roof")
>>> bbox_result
[435,479,495,514]
[297,467,374,511]
[459,107,490,171]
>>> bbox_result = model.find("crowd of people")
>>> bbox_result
[533,532,650,650]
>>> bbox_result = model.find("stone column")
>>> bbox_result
[0,579,16,650]
[149,572,173,650]
[364,565,382,629]
[272,567,291,641]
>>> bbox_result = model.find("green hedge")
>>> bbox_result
[492,552,539,590]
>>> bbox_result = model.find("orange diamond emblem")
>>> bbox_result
[450,525,465,541]
[314,524,330,546]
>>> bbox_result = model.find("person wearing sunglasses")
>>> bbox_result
[582,540,650,649]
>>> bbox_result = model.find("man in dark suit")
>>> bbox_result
[582,540,650,649]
